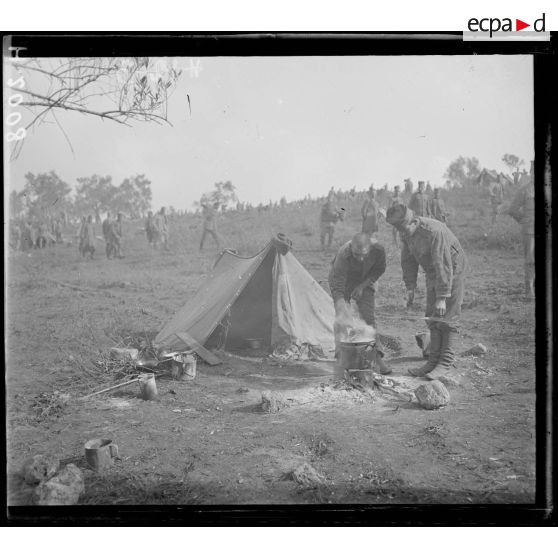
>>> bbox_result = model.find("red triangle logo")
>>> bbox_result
[516,19,530,31]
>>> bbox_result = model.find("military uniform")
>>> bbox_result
[328,240,386,328]
[509,179,535,297]
[320,202,341,248]
[400,217,466,324]
[200,206,221,250]
[489,182,504,225]
[430,196,448,223]
[409,191,431,217]
[361,197,380,235]
[387,208,467,379]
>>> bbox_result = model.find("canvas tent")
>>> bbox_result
[154,239,336,356]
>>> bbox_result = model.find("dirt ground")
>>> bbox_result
[6,198,536,506]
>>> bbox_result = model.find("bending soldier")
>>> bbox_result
[328,233,391,375]
[386,204,467,379]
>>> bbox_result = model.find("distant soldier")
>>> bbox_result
[102,212,115,259]
[430,188,448,224]
[386,204,467,379]
[488,178,505,227]
[112,213,125,258]
[409,181,431,217]
[36,221,47,249]
[404,178,413,197]
[508,161,535,300]
[328,232,391,374]
[200,203,221,251]
[361,188,380,236]
[320,196,343,250]
[79,215,96,259]
[145,210,155,246]
[425,181,433,196]
[154,207,170,250]
[390,185,405,247]
[52,218,62,243]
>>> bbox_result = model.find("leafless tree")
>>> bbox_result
[6,57,182,159]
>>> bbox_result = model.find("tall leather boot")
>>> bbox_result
[426,324,457,380]
[409,324,441,376]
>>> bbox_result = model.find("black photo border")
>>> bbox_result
[1,31,555,526]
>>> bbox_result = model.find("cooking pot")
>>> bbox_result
[338,339,376,371]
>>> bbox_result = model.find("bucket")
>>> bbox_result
[183,355,197,379]
[171,355,197,380]
[338,340,376,372]
[138,373,158,400]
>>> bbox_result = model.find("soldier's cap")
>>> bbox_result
[386,203,414,226]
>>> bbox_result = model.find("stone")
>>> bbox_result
[260,391,288,413]
[288,463,326,487]
[21,455,60,485]
[460,343,487,357]
[33,464,84,505]
[415,380,451,410]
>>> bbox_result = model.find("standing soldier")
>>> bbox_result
[425,181,433,197]
[361,188,380,237]
[328,232,391,374]
[409,181,431,217]
[102,212,115,259]
[390,185,405,247]
[430,188,448,224]
[404,178,413,197]
[508,160,535,300]
[386,204,467,379]
[112,212,125,258]
[145,210,155,246]
[200,202,221,251]
[79,215,96,259]
[154,207,170,251]
[488,177,505,228]
[319,195,343,250]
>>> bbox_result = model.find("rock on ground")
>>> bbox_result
[287,463,326,487]
[33,464,85,505]
[260,391,289,413]
[460,343,487,357]
[21,455,60,485]
[415,380,451,410]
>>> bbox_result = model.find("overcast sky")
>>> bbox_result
[7,55,533,209]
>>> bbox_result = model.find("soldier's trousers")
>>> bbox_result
[424,269,465,333]
[200,228,220,249]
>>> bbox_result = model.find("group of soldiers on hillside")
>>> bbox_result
[10,214,66,252]
[327,162,535,381]
[320,180,449,250]
[145,207,170,251]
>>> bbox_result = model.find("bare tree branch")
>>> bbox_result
[7,57,181,157]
